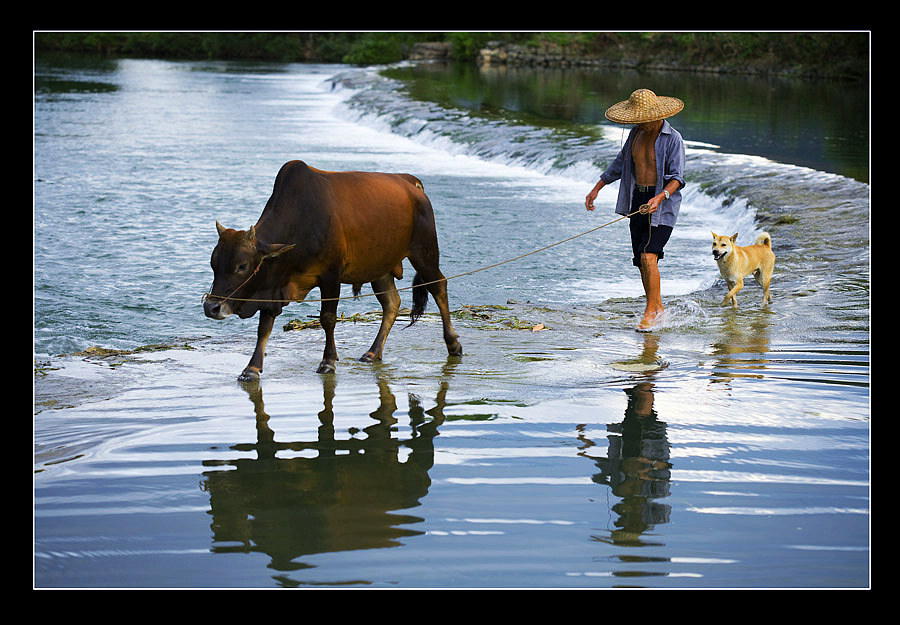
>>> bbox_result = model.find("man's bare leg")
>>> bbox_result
[637,252,664,331]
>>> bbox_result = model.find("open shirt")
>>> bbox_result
[599,120,686,228]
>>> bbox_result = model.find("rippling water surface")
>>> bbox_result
[34,55,869,588]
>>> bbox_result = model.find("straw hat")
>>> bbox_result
[605,89,684,124]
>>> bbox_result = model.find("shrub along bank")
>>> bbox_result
[34,31,868,80]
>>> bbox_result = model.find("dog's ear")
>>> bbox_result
[711,231,717,239]
[730,233,738,241]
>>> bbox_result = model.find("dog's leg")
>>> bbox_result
[753,269,770,306]
[722,279,743,308]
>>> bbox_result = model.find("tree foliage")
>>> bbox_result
[34,31,868,79]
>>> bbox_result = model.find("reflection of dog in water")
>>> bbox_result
[711,231,775,308]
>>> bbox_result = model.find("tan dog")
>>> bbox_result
[711,231,775,308]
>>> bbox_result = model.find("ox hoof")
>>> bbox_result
[447,342,463,357]
[359,352,380,363]
[316,361,336,374]
[238,367,261,382]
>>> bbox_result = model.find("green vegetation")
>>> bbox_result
[34,31,868,79]
[33,32,438,64]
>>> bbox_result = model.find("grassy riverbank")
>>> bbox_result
[34,31,868,80]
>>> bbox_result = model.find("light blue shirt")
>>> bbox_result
[599,120,686,227]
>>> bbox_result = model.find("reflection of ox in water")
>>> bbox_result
[201,374,449,582]
[203,160,463,380]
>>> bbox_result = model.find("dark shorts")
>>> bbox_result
[629,187,673,268]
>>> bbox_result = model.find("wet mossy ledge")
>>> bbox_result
[35,342,197,376]
[33,306,549,376]
[283,305,550,333]
[69,343,197,357]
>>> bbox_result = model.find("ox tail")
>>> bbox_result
[754,232,772,248]
[408,273,429,327]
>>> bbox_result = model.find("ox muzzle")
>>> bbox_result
[203,295,233,320]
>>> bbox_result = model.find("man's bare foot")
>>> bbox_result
[636,308,664,332]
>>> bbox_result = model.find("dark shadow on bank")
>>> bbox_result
[200,365,455,587]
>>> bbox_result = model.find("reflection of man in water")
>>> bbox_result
[588,382,672,546]
[585,89,686,332]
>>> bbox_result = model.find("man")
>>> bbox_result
[585,89,686,332]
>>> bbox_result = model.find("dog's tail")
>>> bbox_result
[755,232,772,248]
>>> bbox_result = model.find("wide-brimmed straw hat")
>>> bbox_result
[605,88,684,124]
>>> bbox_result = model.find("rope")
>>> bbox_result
[203,206,650,306]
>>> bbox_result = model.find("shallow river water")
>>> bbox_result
[34,55,869,588]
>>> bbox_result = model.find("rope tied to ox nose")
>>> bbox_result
[201,258,263,307]
[202,206,651,307]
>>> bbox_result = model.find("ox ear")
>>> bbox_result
[243,224,294,259]
[259,242,296,260]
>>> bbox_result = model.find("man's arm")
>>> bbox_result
[642,178,682,214]
[644,131,686,214]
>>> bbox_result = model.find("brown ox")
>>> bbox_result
[203,160,462,379]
